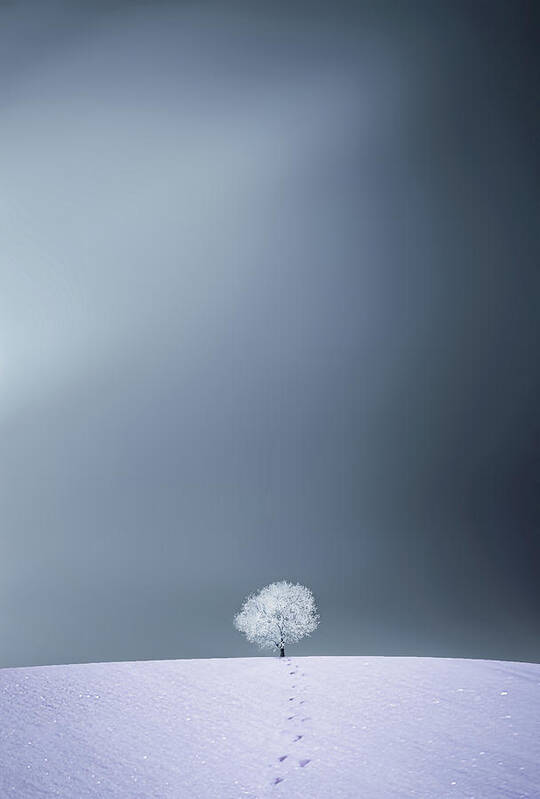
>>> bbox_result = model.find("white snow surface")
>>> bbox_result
[0,656,539,798]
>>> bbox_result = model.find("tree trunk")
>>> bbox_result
[280,646,285,657]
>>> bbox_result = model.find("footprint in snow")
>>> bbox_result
[273,777,284,785]
[278,755,288,762]
[299,759,311,768]
[301,717,311,722]
[287,716,295,720]
[293,735,303,742]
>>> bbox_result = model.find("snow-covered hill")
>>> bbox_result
[0,656,538,798]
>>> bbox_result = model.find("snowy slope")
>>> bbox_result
[0,656,539,798]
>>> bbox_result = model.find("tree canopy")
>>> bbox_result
[234,581,319,651]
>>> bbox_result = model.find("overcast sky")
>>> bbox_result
[1,0,539,668]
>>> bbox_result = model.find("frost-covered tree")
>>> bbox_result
[234,581,319,657]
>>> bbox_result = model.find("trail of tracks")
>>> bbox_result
[270,657,312,789]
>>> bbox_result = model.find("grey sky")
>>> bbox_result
[1,0,539,667]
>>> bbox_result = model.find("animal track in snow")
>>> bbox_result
[270,661,312,789]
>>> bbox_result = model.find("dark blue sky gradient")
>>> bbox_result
[1,0,539,667]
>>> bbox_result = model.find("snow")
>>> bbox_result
[0,656,539,798]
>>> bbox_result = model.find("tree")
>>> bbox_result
[234,581,319,657]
